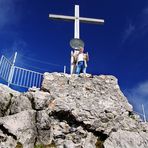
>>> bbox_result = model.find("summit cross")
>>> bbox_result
[49,5,104,74]
[49,5,104,39]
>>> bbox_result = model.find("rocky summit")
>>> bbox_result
[0,72,148,148]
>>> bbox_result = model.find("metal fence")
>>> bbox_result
[0,53,43,88]
[0,55,12,82]
[11,66,43,88]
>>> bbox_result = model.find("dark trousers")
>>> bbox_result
[76,61,85,74]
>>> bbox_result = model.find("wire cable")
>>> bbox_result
[18,61,63,72]
[19,54,63,67]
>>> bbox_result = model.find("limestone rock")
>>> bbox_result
[40,73,148,147]
[36,110,52,145]
[0,72,148,148]
[0,83,19,96]
[10,94,32,114]
[0,110,37,148]
[104,130,148,148]
[0,84,20,117]
[0,129,17,148]
[42,73,133,135]
[26,90,52,110]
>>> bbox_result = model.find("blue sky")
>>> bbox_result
[0,0,148,118]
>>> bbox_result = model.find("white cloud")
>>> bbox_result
[122,23,135,43]
[142,7,148,14]
[139,6,148,34]
[136,82,148,96]
[0,39,30,68]
[0,0,29,62]
[122,5,148,44]
[0,0,23,30]
[125,81,148,121]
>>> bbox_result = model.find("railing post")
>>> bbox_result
[8,52,17,87]
[142,104,147,123]
[70,51,73,74]
[0,55,3,73]
[64,65,66,74]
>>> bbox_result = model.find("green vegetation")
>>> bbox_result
[34,143,56,148]
[95,138,104,148]
[15,142,23,148]
[34,145,44,148]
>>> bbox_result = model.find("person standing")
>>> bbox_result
[75,47,89,74]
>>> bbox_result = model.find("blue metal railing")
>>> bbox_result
[0,54,43,88]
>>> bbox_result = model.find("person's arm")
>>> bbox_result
[86,52,89,61]
[73,52,79,64]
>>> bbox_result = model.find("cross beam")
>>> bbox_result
[49,5,104,39]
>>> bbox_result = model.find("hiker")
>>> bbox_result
[74,47,89,74]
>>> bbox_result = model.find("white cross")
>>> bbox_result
[49,5,104,39]
[49,5,104,74]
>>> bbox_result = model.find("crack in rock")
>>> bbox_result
[34,111,39,146]
[1,97,12,116]
[49,110,109,147]
[0,124,17,140]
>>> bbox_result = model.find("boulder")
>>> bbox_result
[0,84,20,117]
[0,129,17,148]
[0,110,37,148]
[104,130,148,148]
[42,73,133,134]
[10,94,32,114]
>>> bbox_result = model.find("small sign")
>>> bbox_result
[70,38,84,50]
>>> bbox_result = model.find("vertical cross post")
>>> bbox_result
[8,52,17,87]
[74,5,80,39]
[71,5,80,74]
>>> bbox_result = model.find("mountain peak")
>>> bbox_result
[0,72,147,148]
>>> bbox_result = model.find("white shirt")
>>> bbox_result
[77,53,84,62]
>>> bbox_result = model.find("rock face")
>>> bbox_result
[0,84,19,117]
[0,72,148,148]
